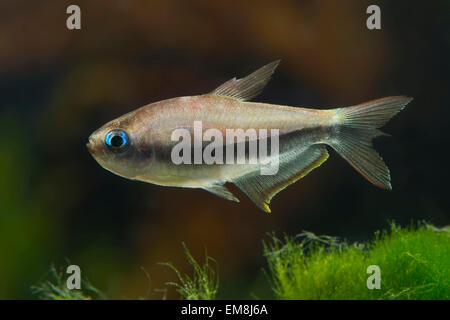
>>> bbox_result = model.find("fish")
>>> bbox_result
[87,60,412,213]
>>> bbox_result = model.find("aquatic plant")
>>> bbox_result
[32,222,449,300]
[264,223,449,300]
[31,264,105,300]
[162,242,219,300]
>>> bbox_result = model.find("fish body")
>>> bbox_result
[87,61,412,212]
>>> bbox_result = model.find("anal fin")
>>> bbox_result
[233,145,329,213]
[203,184,240,203]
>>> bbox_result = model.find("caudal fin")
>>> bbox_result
[329,96,413,190]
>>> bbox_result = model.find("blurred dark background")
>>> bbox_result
[0,0,448,299]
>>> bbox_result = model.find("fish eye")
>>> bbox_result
[105,129,129,150]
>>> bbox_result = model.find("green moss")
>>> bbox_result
[162,242,219,300]
[264,223,450,300]
[32,223,449,300]
[31,264,105,300]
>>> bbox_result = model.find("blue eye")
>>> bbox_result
[105,130,129,150]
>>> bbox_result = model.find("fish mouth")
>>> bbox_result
[86,137,95,152]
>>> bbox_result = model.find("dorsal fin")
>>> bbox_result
[233,145,329,213]
[210,60,280,101]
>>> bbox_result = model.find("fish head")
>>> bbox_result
[87,111,153,179]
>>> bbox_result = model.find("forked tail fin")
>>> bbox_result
[328,96,413,190]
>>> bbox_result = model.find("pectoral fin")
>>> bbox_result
[203,184,240,203]
[233,145,329,213]
[210,60,280,101]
